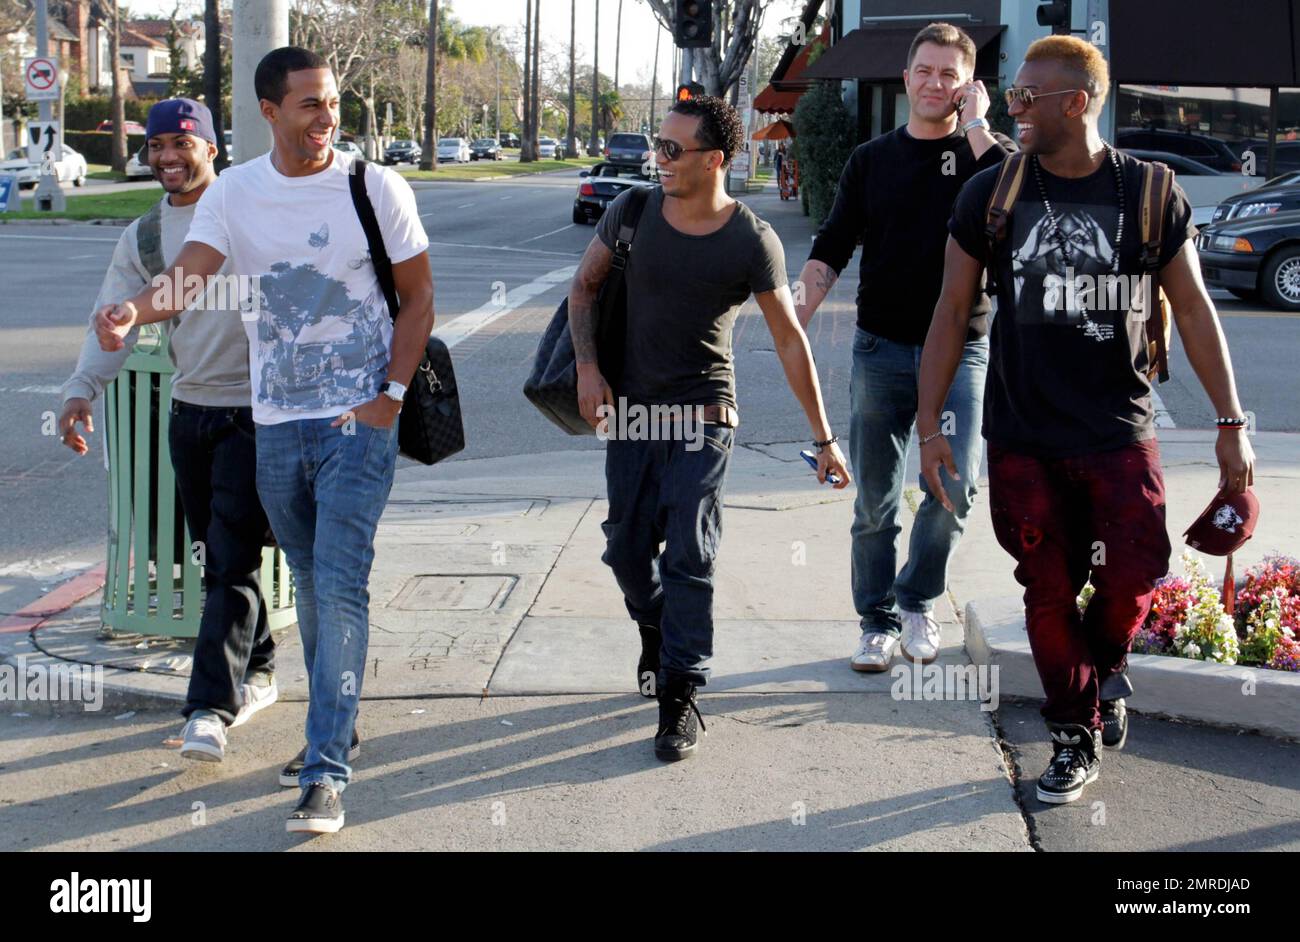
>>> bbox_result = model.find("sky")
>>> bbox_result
[124,0,807,90]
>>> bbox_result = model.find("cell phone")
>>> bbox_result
[800,449,841,485]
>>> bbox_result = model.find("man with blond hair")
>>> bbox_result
[920,36,1253,804]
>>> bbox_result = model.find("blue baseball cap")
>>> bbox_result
[146,98,217,144]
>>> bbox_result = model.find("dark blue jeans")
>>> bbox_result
[601,425,734,687]
[849,327,988,635]
[169,401,275,726]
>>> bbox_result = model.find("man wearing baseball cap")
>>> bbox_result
[59,98,279,762]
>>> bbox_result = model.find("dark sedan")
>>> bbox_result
[470,138,503,160]
[573,162,657,224]
[603,132,652,169]
[1210,175,1300,224]
[383,140,421,165]
[1196,209,1300,309]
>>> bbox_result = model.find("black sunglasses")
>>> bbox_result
[653,136,718,162]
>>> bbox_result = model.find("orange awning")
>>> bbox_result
[753,23,832,115]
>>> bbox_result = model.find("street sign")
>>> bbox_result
[730,73,753,188]
[0,173,19,212]
[27,120,61,166]
[23,56,60,102]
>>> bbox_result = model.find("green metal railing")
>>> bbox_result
[101,323,295,639]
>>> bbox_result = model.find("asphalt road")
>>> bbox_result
[0,166,1295,611]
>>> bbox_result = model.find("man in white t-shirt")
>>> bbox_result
[93,47,434,835]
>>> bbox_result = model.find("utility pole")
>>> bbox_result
[232,0,288,164]
[566,0,575,157]
[32,0,65,211]
[587,0,599,155]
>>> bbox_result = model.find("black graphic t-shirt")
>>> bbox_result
[949,150,1195,458]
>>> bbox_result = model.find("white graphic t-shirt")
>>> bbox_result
[186,151,429,425]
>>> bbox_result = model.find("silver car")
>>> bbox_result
[0,143,88,188]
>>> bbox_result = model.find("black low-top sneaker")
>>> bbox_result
[1037,724,1101,804]
[286,782,344,834]
[1100,698,1128,750]
[637,624,661,698]
[654,677,706,761]
[279,730,362,787]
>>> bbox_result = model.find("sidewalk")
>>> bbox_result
[2,187,1297,851]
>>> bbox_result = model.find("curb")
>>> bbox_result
[965,596,1300,740]
[0,217,133,225]
[0,565,106,635]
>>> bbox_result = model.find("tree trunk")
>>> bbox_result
[649,24,659,134]
[521,0,533,161]
[420,0,438,170]
[614,0,622,99]
[566,0,576,157]
[587,0,599,155]
[530,0,541,156]
[204,0,226,167]
[109,1,126,172]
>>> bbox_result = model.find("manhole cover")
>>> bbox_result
[388,574,518,611]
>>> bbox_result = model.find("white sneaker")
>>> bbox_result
[850,631,898,673]
[230,675,279,729]
[901,609,942,664]
[180,710,227,762]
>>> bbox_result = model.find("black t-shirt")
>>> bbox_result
[596,186,787,410]
[949,150,1196,458]
[808,126,1009,345]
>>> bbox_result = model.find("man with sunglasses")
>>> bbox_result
[921,36,1253,803]
[569,96,850,761]
[792,23,1010,674]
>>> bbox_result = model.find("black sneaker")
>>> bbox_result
[1036,724,1101,804]
[637,624,661,698]
[1100,698,1128,750]
[654,677,706,761]
[286,782,344,834]
[279,730,362,788]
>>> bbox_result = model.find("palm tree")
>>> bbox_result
[204,0,226,167]
[530,0,541,156]
[613,0,622,99]
[587,0,599,156]
[420,0,439,171]
[521,0,533,161]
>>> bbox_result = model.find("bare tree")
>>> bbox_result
[644,0,765,100]
[565,0,575,156]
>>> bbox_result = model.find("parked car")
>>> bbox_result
[1,143,87,188]
[500,132,520,149]
[604,132,650,168]
[1210,177,1300,224]
[333,140,363,158]
[470,138,502,160]
[1115,128,1242,173]
[436,137,470,163]
[1119,149,1223,176]
[124,148,153,180]
[538,137,560,158]
[573,161,657,224]
[384,139,423,165]
[96,119,147,135]
[1196,209,1300,308]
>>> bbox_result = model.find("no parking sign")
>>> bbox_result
[23,56,60,102]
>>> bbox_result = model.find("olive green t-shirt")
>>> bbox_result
[596,185,787,410]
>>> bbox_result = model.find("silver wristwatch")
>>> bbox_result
[379,380,407,403]
[962,117,990,133]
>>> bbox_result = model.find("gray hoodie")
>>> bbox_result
[60,196,251,407]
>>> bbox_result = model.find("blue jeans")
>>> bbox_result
[254,417,399,792]
[849,327,988,635]
[601,425,734,687]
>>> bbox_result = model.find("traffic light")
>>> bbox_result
[674,0,713,48]
[676,82,705,101]
[1036,0,1072,35]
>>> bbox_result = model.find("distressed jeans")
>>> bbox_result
[849,326,988,635]
[255,417,398,792]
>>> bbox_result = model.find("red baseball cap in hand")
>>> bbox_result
[1184,488,1260,556]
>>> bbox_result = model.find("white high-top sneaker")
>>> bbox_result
[900,609,942,664]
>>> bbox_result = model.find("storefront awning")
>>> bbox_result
[800,24,1004,83]
[754,23,833,115]
[1110,0,1294,86]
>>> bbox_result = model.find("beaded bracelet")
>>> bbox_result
[1217,416,1248,429]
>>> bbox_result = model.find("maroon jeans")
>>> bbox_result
[987,438,1171,730]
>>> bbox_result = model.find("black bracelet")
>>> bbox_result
[814,435,839,449]
[1216,416,1247,428]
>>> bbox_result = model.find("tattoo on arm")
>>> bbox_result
[814,264,837,295]
[570,237,613,365]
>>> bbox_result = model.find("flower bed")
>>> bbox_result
[1081,552,1300,671]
